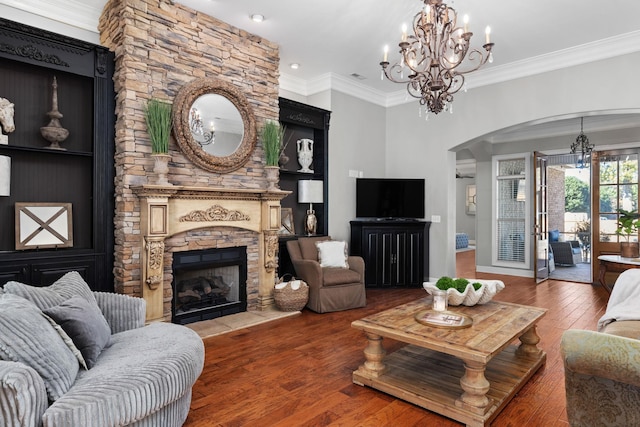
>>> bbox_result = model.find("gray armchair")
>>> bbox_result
[549,240,582,266]
[286,236,366,313]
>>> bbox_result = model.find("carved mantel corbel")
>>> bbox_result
[144,238,165,290]
[264,231,279,273]
[134,186,175,322]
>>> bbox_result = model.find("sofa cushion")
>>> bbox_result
[603,320,640,340]
[44,296,112,369]
[323,267,361,286]
[316,240,349,268]
[549,229,560,242]
[42,313,89,370]
[44,322,205,427]
[0,294,78,402]
[3,271,96,311]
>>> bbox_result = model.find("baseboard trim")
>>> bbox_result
[475,265,534,278]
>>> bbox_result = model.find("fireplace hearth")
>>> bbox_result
[172,246,248,325]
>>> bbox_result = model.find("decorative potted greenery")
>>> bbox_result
[423,276,505,306]
[261,120,284,190]
[616,208,640,258]
[144,98,173,185]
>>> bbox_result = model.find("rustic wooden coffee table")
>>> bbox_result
[352,297,547,427]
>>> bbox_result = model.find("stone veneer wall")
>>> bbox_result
[98,0,280,319]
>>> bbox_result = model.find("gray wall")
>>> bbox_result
[284,55,640,280]
[385,53,640,279]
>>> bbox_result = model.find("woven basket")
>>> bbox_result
[274,275,309,311]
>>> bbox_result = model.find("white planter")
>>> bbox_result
[152,153,171,186]
[423,279,505,306]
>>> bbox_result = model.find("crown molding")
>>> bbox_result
[2,0,100,33]
[284,30,640,108]
[466,30,640,91]
[7,1,640,110]
[279,72,389,106]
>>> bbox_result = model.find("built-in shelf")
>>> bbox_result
[0,144,93,157]
[0,18,115,290]
[277,98,330,277]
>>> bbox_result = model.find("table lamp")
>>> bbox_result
[298,180,323,235]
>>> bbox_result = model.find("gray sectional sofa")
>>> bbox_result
[0,272,205,427]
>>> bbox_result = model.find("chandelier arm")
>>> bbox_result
[452,48,492,75]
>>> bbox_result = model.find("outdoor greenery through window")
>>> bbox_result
[599,154,639,242]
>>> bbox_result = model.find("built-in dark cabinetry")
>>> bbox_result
[278,98,330,236]
[350,220,431,288]
[277,98,330,277]
[0,19,115,290]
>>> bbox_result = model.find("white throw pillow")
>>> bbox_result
[316,240,349,268]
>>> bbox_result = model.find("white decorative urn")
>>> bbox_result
[297,138,314,173]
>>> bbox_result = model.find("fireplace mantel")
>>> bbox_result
[132,184,290,322]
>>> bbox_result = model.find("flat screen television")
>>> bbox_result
[356,178,425,219]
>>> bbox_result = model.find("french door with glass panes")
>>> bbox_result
[492,153,531,270]
[593,151,639,264]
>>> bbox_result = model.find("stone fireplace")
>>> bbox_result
[99,0,284,322]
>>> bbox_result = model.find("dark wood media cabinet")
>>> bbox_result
[350,220,430,288]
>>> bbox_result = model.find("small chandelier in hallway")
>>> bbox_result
[380,0,494,115]
[570,117,594,169]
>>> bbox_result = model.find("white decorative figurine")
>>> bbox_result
[297,138,314,173]
[0,97,16,145]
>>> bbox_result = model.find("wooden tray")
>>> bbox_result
[414,309,473,329]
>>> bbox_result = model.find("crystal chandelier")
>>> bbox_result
[380,0,494,114]
[570,117,594,169]
[189,107,215,146]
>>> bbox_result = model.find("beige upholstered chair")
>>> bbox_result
[286,236,366,313]
[561,269,640,426]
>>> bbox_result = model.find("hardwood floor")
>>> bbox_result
[185,251,610,427]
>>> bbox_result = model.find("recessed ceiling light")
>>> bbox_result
[250,14,264,23]
[290,63,300,70]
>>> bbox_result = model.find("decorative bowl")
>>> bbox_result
[423,279,505,306]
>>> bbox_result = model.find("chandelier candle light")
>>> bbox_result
[380,0,494,115]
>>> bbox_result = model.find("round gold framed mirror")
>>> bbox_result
[173,78,256,173]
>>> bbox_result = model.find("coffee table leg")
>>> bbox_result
[516,325,542,358]
[456,360,491,414]
[358,332,386,377]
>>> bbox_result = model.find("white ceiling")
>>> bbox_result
[5,0,640,143]
[178,0,640,97]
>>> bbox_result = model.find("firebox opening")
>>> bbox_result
[172,246,248,325]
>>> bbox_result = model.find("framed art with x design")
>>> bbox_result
[15,203,73,250]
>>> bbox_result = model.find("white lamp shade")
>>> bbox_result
[0,155,9,197]
[298,180,323,204]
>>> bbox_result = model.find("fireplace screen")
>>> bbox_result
[172,246,247,324]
